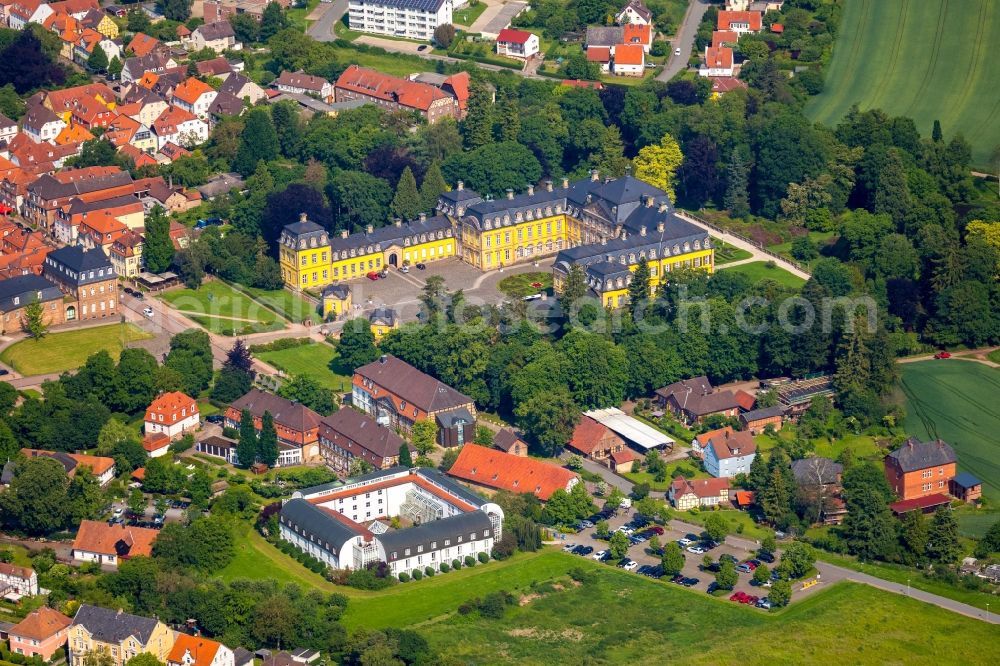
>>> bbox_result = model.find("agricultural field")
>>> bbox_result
[255,341,351,391]
[899,360,1000,502]
[160,281,285,336]
[418,557,1000,665]
[718,260,806,289]
[0,323,152,375]
[806,0,1000,168]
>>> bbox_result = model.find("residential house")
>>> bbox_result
[188,21,240,53]
[273,71,334,104]
[790,456,845,524]
[790,457,844,486]
[317,407,412,474]
[335,65,459,124]
[667,476,731,510]
[144,391,200,440]
[21,104,67,144]
[712,29,739,47]
[347,0,452,42]
[136,176,201,213]
[142,432,171,459]
[566,415,634,472]
[171,78,217,119]
[70,521,159,568]
[950,472,983,503]
[586,46,612,73]
[7,607,71,661]
[407,71,471,118]
[105,115,157,155]
[367,306,397,340]
[195,56,232,79]
[0,562,38,596]
[693,427,756,478]
[118,89,170,129]
[43,245,118,323]
[447,444,579,501]
[72,28,121,68]
[491,428,528,457]
[495,29,539,60]
[20,448,116,486]
[195,435,238,465]
[700,45,734,77]
[655,376,741,424]
[739,405,784,434]
[77,210,128,254]
[151,106,209,150]
[54,123,96,146]
[218,73,266,104]
[352,354,477,446]
[884,438,957,501]
[321,283,350,319]
[8,0,52,28]
[717,10,762,34]
[55,195,145,244]
[225,389,322,466]
[611,43,645,76]
[121,53,177,85]
[0,274,65,334]
[68,605,174,666]
[207,92,244,123]
[79,8,117,38]
[0,113,18,144]
[616,0,651,25]
[622,23,653,51]
[109,229,143,277]
[167,634,235,666]
[24,166,133,230]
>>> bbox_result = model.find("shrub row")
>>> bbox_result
[275,539,328,574]
[249,337,313,354]
[396,552,491,581]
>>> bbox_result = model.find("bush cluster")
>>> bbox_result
[275,540,327,574]
[249,337,313,353]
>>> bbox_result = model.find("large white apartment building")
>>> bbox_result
[348,0,453,42]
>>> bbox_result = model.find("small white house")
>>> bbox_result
[699,45,734,77]
[616,0,652,25]
[0,562,38,596]
[495,28,540,60]
[697,427,757,478]
[144,391,200,440]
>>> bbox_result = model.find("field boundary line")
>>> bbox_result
[904,0,949,117]
[868,0,909,110]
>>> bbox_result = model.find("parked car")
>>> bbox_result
[737,563,752,574]
[681,577,700,587]
[618,559,638,571]
[205,414,224,424]
[934,351,952,359]
[687,545,706,554]
[577,545,593,556]
[0,369,7,377]
[670,574,685,584]
[415,262,427,269]
[562,543,577,552]
[366,271,380,280]
[142,306,154,317]
[592,549,608,561]
[133,291,144,300]
[637,565,653,576]
[647,526,665,535]
[678,537,694,546]
[743,595,759,606]
[674,47,681,55]
[729,591,749,603]
[720,554,738,563]
[400,265,410,273]
[756,598,773,609]
[580,519,595,529]
[758,551,775,563]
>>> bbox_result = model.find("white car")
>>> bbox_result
[687,545,706,555]
[674,47,682,56]
[142,306,154,318]
[678,537,693,546]
[562,543,577,552]
[623,560,639,571]
[592,549,608,561]
[400,265,410,273]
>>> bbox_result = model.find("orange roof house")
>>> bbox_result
[79,210,128,250]
[447,444,579,501]
[705,46,734,70]
[587,46,611,63]
[145,391,198,426]
[712,30,739,47]
[717,10,762,32]
[71,520,158,567]
[142,432,171,455]
[54,123,95,145]
[334,65,457,123]
[8,607,72,661]
[172,78,214,106]
[167,634,228,666]
[622,23,652,48]
[127,32,162,58]
[614,43,644,66]
[734,389,756,412]
[19,448,115,484]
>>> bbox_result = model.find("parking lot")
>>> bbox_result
[553,509,797,610]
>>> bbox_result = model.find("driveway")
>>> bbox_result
[473,1,529,38]
[657,0,710,82]
[306,0,348,42]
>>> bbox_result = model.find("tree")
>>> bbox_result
[769,578,792,607]
[143,206,174,273]
[157,0,192,22]
[462,81,495,149]
[0,29,65,94]
[677,135,719,208]
[433,23,456,48]
[724,146,751,218]
[779,542,815,579]
[233,108,279,176]
[398,443,413,468]
[279,374,335,415]
[715,557,737,590]
[230,13,261,45]
[842,485,898,561]
[22,298,48,338]
[515,389,579,457]
[127,488,146,517]
[0,84,26,120]
[609,530,630,559]
[271,100,303,158]
[87,43,108,73]
[112,348,158,414]
[0,457,68,534]
[926,506,961,564]
[633,133,683,201]
[165,329,213,395]
[107,54,123,79]
[558,263,588,323]
[595,520,610,539]
[703,513,728,544]
[442,142,541,197]
[900,509,929,560]
[410,420,438,455]
[390,166,422,221]
[627,257,651,317]
[661,541,685,575]
[337,319,378,371]
[126,653,164,666]
[236,408,258,467]
[932,119,943,142]
[259,1,289,41]
[258,411,279,467]
[329,170,392,232]
[752,563,770,586]
[154,516,234,572]
[419,161,448,213]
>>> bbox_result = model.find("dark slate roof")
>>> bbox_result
[0,275,62,312]
[279,216,329,249]
[586,26,624,48]
[21,449,77,473]
[233,648,254,666]
[29,171,133,200]
[208,91,244,117]
[218,73,255,97]
[492,428,524,452]
[655,376,713,400]
[22,104,61,130]
[367,307,397,327]
[436,407,473,428]
[318,408,407,461]
[789,457,843,486]
[322,284,349,300]
[378,511,492,562]
[230,389,322,432]
[44,246,114,286]
[552,214,708,266]
[195,21,235,41]
[741,405,785,421]
[0,112,15,130]
[951,472,982,489]
[354,355,475,414]
[199,435,236,451]
[886,438,957,473]
[72,605,160,644]
[279,498,360,555]
[414,466,487,508]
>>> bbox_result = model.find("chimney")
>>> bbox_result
[457,180,464,191]
[645,195,654,208]
[527,184,534,196]
[545,180,553,192]
[366,224,373,234]
[393,218,402,227]
[601,237,607,246]
[340,229,349,239]
[562,177,569,189]
[506,188,514,200]
[419,212,426,222]
[299,212,307,222]
[591,169,600,182]
[659,202,668,213]
[380,355,387,364]
[657,221,664,233]
[640,226,646,237]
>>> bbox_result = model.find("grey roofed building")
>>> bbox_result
[71,605,160,644]
[233,648,254,666]
[20,449,77,473]
[436,407,473,429]
[208,91,245,117]
[228,389,322,433]
[279,214,329,250]
[378,510,492,563]
[740,405,785,422]
[273,70,330,93]
[322,284,350,300]
[355,0,447,9]
[44,246,115,287]
[279,498,362,556]
[367,306,397,328]
[0,274,62,312]
[194,21,236,41]
[1,460,15,486]
[586,26,625,47]
[951,471,981,490]
[410,466,488,507]
[28,170,133,201]
[218,73,255,97]
[492,428,525,453]
[196,172,244,199]
[0,112,15,131]
[21,103,61,131]
[790,457,843,486]
[354,354,475,415]
[318,408,409,462]
[886,438,957,473]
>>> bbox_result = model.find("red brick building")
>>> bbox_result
[884,438,957,501]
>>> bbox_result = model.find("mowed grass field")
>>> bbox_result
[899,360,1000,501]
[806,0,1000,168]
[0,323,152,375]
[160,281,285,336]
[255,341,351,390]
[719,260,806,289]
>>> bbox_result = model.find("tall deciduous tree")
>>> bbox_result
[143,205,174,273]
[410,420,437,455]
[661,541,685,575]
[0,457,69,534]
[87,43,108,72]
[22,298,47,338]
[390,166,421,221]
[271,99,302,158]
[257,411,278,467]
[259,2,288,41]
[633,133,683,201]
[233,108,279,176]
[157,0,192,22]
[337,319,378,371]
[514,388,579,457]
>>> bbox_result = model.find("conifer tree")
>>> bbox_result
[419,161,448,212]
[390,166,421,221]
[257,411,278,467]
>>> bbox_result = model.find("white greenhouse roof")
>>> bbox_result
[583,407,674,450]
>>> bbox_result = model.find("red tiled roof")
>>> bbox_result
[496,28,533,45]
[72,520,158,557]
[711,76,747,93]
[705,46,733,70]
[167,634,222,666]
[771,23,784,33]
[132,467,145,481]
[889,493,952,514]
[442,72,469,112]
[734,390,756,411]
[145,391,198,426]
[173,77,214,105]
[611,448,637,464]
[614,44,645,66]
[622,23,651,46]
[569,415,615,455]
[670,475,731,499]
[733,490,755,506]
[718,10,762,31]
[335,65,449,113]
[447,444,578,501]
[127,32,161,58]
[587,46,611,63]
[712,30,739,47]
[143,432,170,452]
[9,607,71,641]
[0,561,33,581]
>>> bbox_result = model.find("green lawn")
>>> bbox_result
[712,240,754,265]
[0,323,152,375]
[805,0,1000,168]
[220,526,341,591]
[753,424,881,461]
[954,506,1000,539]
[453,0,488,26]
[187,315,285,336]
[242,286,318,323]
[160,281,285,336]
[988,349,1000,365]
[419,558,1000,664]
[678,508,774,542]
[497,272,553,298]
[719,260,806,289]
[899,360,1000,501]
[256,341,351,391]
[286,0,320,30]
[625,459,706,491]
[766,231,837,268]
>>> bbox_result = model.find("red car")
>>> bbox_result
[743,595,759,605]
[934,351,952,359]
[366,271,380,281]
[729,591,749,603]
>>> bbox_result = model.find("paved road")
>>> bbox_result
[306,0,349,42]
[657,0,710,82]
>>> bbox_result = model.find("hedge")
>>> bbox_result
[412,569,423,580]
[398,572,410,582]
[452,559,462,570]
[464,555,476,567]
[477,552,489,563]
[439,562,450,573]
